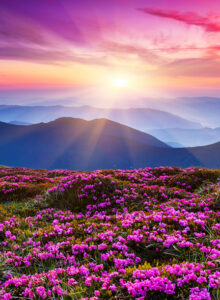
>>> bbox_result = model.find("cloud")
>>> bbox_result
[138,8,220,32]
[0,45,107,66]
[0,11,51,46]
[1,3,219,69]
[159,57,220,78]
[0,9,108,65]
[101,40,220,60]
[0,8,100,53]
[0,46,69,63]
[101,41,163,64]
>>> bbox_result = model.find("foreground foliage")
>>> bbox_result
[0,166,219,299]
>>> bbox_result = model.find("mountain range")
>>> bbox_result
[0,118,219,170]
[168,97,220,128]
[0,104,220,148]
[149,127,220,147]
[0,105,201,130]
[117,97,220,128]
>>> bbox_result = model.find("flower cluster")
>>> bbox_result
[0,166,219,299]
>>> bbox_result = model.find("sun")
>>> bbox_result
[112,77,128,88]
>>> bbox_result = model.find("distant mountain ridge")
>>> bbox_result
[151,97,220,128]
[0,117,219,170]
[149,127,220,147]
[9,121,32,126]
[0,104,201,130]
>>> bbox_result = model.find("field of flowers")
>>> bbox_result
[0,166,219,300]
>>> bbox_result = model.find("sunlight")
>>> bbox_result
[83,69,149,109]
[112,77,128,88]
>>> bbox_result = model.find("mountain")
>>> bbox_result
[0,118,219,170]
[0,117,168,170]
[188,142,220,168]
[148,127,220,147]
[175,97,220,127]
[0,105,201,130]
[9,121,32,126]
[0,117,168,148]
[147,97,220,128]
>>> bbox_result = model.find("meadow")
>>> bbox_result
[0,166,219,299]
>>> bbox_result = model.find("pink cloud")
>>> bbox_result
[101,41,162,63]
[159,56,220,77]
[138,8,220,32]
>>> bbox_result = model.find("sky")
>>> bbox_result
[1,0,220,107]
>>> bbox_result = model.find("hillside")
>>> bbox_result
[0,118,220,169]
[0,104,201,130]
[0,117,168,148]
[0,166,219,299]
[0,117,168,169]
[0,118,219,170]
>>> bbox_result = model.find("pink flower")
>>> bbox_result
[3,293,12,300]
[23,288,34,298]
[5,231,11,238]
[98,243,107,251]
[68,278,77,286]
[94,290,100,297]
[36,286,47,299]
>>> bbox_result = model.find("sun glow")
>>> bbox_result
[86,69,149,108]
[112,77,128,88]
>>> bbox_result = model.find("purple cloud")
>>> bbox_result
[0,11,51,46]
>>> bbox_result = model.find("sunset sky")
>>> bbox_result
[1,0,220,106]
